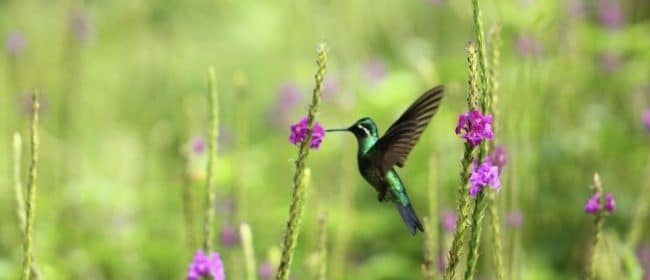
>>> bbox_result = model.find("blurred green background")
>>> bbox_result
[2,0,650,279]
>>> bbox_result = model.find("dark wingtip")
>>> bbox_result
[397,203,424,235]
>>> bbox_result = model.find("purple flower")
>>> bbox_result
[643,110,650,132]
[71,9,92,43]
[455,110,494,147]
[506,211,524,228]
[186,250,225,280]
[598,0,623,30]
[220,224,241,247]
[363,59,387,85]
[6,31,26,56]
[289,117,325,149]
[442,211,457,232]
[605,193,615,213]
[468,160,501,197]
[514,34,543,58]
[191,137,206,155]
[584,193,601,214]
[258,262,274,280]
[490,145,508,172]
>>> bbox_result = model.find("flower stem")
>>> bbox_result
[586,173,605,280]
[471,0,490,113]
[487,25,504,280]
[444,144,475,280]
[276,42,327,280]
[464,190,488,280]
[488,25,501,129]
[466,42,480,110]
[276,169,312,280]
[488,192,504,280]
[21,91,40,280]
[444,37,485,280]
[241,223,256,280]
[464,0,492,278]
[202,67,219,252]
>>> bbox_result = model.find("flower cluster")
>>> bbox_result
[455,110,494,147]
[584,193,616,214]
[468,160,501,197]
[644,110,650,132]
[186,250,225,280]
[289,117,325,149]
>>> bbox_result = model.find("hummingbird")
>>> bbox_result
[326,85,444,235]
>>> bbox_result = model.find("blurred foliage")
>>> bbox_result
[1,0,650,279]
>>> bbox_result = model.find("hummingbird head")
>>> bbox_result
[326,117,379,139]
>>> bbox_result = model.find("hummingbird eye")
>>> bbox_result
[357,124,370,136]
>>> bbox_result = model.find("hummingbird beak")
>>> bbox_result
[325,127,349,132]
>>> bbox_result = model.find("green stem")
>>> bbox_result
[471,0,490,113]
[276,42,327,280]
[466,43,480,110]
[487,25,504,280]
[444,37,483,280]
[488,25,501,130]
[202,67,219,251]
[586,213,604,280]
[586,173,605,280]
[14,133,41,279]
[464,0,492,278]
[21,91,40,280]
[488,193,504,280]
[444,144,475,280]
[464,190,488,280]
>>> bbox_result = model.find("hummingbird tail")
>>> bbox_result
[396,203,424,235]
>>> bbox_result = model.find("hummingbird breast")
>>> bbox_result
[358,156,390,195]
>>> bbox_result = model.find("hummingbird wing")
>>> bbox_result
[371,85,444,174]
